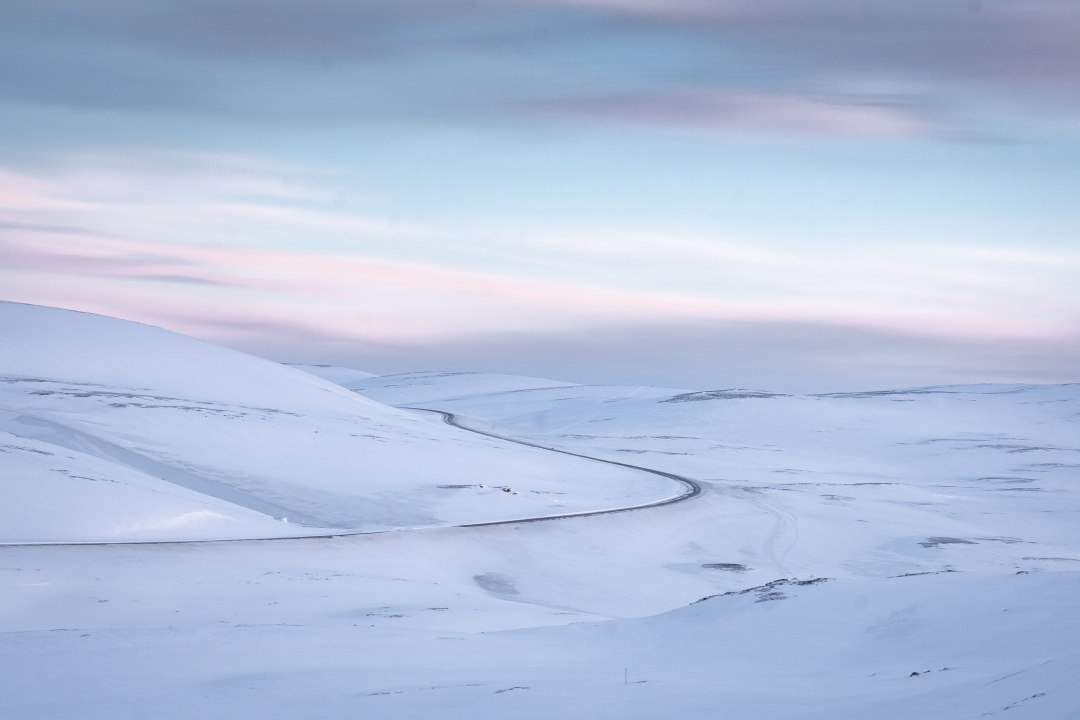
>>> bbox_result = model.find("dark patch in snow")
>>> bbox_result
[0,376,110,388]
[51,469,117,483]
[906,438,1077,454]
[701,563,749,573]
[976,444,1067,453]
[662,389,788,403]
[756,591,785,602]
[817,388,958,398]
[889,569,958,578]
[920,537,977,548]
[1000,693,1046,711]
[0,444,53,455]
[693,577,829,605]
[474,573,519,595]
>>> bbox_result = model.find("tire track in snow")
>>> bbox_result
[724,487,798,576]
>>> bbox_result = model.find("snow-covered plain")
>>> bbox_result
[1,302,1078,718]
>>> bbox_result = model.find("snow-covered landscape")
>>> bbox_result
[1,301,1077,718]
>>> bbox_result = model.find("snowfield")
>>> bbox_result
[1,302,1078,718]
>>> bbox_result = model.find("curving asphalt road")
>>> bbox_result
[409,408,700,528]
[0,407,701,547]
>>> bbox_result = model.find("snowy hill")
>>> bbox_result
[0,302,677,542]
[344,370,580,406]
[2,307,1078,718]
[353,374,1080,581]
[283,363,378,385]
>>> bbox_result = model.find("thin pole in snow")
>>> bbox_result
[624,668,627,685]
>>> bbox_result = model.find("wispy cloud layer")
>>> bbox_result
[3,156,1078,353]
[8,230,1079,391]
[2,1,1079,387]
[526,91,953,139]
[2,0,1078,135]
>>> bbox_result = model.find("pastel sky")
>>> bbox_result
[2,0,1079,391]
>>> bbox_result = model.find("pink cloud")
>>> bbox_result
[2,222,1076,351]
[2,157,1078,353]
[523,90,955,140]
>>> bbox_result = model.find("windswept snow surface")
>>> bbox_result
[0,302,675,541]
[355,377,1080,580]
[283,363,378,385]
[337,370,580,405]
[2,314,1079,718]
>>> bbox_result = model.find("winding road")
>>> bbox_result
[0,407,701,547]
[410,408,700,527]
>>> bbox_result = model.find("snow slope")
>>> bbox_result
[0,303,676,541]
[339,370,579,406]
[355,376,1080,580]
[2,333,1078,718]
[0,429,302,543]
[282,363,378,385]
[3,467,1077,718]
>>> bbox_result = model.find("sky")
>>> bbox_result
[1,0,1079,392]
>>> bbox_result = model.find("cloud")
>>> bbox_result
[3,147,1080,345]
[4,212,1080,353]
[524,90,956,139]
[4,199,1079,393]
[2,0,1077,135]
[2,147,1078,378]
[2,225,754,341]
[572,0,1080,85]
[2,1,1076,393]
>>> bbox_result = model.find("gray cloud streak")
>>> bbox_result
[1,0,1076,134]
[0,235,237,288]
[522,90,964,139]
